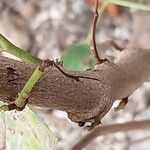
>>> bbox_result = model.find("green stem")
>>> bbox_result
[0,34,44,110]
[0,34,41,64]
[109,0,150,11]
[15,67,43,107]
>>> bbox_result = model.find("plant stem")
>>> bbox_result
[86,0,150,45]
[0,34,43,110]
[15,67,43,108]
[109,0,150,11]
[0,34,41,64]
[86,1,109,45]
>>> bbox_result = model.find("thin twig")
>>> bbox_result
[91,0,101,63]
[71,120,150,150]
[40,59,101,82]
[109,40,124,51]
[106,40,125,51]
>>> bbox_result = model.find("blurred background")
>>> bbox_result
[0,0,150,149]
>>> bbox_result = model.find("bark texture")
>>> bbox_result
[0,48,150,124]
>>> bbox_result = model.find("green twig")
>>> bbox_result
[0,34,41,64]
[15,67,43,108]
[0,34,44,111]
[0,66,43,111]
[109,0,150,11]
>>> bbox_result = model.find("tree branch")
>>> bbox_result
[0,47,150,124]
[71,120,150,150]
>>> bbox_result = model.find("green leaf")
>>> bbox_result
[0,102,57,150]
[62,42,96,71]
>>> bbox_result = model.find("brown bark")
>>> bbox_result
[0,48,150,124]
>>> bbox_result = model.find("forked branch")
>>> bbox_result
[0,47,149,126]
